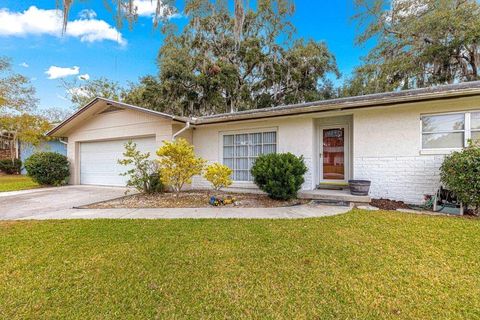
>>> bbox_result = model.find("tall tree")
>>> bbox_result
[0,56,51,163]
[62,77,129,109]
[124,76,164,111]
[0,57,37,113]
[343,0,480,96]
[0,113,52,162]
[38,107,74,123]
[128,0,338,116]
[58,0,177,31]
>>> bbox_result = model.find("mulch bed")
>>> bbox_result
[371,198,480,218]
[83,190,309,209]
[370,198,411,211]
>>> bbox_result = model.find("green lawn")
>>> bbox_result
[1,211,479,319]
[0,175,40,192]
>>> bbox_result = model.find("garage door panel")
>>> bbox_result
[80,137,157,186]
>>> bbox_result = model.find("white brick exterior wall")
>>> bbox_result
[354,155,446,204]
[191,117,316,191]
[302,157,314,190]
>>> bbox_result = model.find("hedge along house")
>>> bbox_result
[47,81,480,204]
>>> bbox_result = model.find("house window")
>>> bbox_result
[472,112,480,143]
[421,111,480,149]
[222,131,277,181]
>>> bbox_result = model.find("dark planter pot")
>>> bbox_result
[348,180,371,196]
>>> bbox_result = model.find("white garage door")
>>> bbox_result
[80,137,157,186]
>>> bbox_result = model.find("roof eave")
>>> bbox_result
[47,97,188,137]
[46,97,101,136]
[194,87,480,125]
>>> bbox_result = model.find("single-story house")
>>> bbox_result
[47,81,480,204]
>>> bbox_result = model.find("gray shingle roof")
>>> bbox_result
[195,81,480,124]
[48,81,480,136]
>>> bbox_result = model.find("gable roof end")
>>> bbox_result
[46,97,188,136]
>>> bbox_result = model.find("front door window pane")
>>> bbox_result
[323,128,345,180]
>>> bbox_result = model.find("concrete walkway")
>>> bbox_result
[15,205,350,220]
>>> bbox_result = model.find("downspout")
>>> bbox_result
[58,138,68,145]
[172,121,191,140]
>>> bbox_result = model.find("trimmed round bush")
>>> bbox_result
[24,152,70,186]
[251,153,308,200]
[440,142,480,215]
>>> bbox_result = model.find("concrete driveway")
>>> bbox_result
[0,185,129,220]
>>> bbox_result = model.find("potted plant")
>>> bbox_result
[348,180,371,196]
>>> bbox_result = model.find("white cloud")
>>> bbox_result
[78,9,97,19]
[45,66,80,79]
[19,62,29,68]
[0,6,126,46]
[78,73,90,80]
[133,0,180,18]
[134,0,157,16]
[67,19,126,45]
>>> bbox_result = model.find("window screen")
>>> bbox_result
[223,131,277,181]
[421,113,465,149]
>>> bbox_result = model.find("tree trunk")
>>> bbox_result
[469,51,478,80]
[10,133,18,164]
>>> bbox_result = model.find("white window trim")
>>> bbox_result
[219,127,278,184]
[420,148,463,155]
[420,110,480,154]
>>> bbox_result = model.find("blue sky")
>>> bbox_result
[0,1,371,112]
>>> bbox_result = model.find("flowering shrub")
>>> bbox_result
[204,163,232,191]
[157,138,205,194]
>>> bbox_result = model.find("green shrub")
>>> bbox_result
[147,172,164,194]
[118,141,164,194]
[24,152,69,186]
[0,159,22,174]
[440,141,480,215]
[251,153,307,200]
